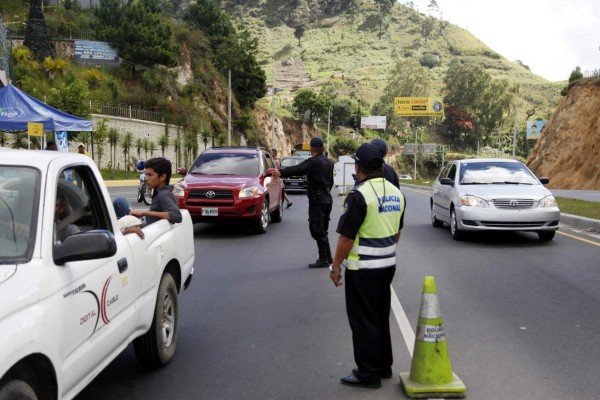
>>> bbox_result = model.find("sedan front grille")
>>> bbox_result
[480,221,547,228]
[492,198,534,209]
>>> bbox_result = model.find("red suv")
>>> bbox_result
[173,147,285,234]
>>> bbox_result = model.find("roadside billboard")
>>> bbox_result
[360,116,386,129]
[394,97,444,117]
[527,120,546,140]
[74,40,119,66]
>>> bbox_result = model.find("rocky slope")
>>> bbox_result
[527,80,600,190]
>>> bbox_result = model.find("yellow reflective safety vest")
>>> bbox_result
[343,177,405,270]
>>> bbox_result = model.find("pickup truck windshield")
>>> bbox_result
[189,153,259,175]
[459,162,539,185]
[0,166,40,263]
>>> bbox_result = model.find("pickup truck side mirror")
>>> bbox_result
[440,178,454,186]
[177,167,187,176]
[539,177,550,184]
[54,230,117,265]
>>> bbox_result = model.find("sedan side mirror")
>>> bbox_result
[539,177,550,184]
[440,177,454,186]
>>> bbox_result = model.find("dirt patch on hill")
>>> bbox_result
[527,80,600,190]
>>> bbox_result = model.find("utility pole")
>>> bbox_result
[271,72,276,150]
[228,70,232,146]
[413,125,418,180]
[512,99,518,157]
[326,105,331,155]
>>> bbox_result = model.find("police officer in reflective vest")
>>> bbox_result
[330,143,406,389]
[272,137,335,268]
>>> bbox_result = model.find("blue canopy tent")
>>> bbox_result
[0,84,93,151]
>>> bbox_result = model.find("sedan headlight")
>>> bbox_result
[239,186,261,198]
[172,181,186,197]
[539,195,558,208]
[460,195,489,207]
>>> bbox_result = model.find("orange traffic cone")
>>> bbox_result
[399,276,466,398]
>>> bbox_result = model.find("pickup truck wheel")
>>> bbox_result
[134,272,179,368]
[0,379,37,400]
[252,199,270,234]
[270,195,283,223]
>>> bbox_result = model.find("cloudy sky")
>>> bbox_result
[405,0,600,82]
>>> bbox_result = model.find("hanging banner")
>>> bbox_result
[27,122,44,137]
[394,97,444,117]
[55,131,69,152]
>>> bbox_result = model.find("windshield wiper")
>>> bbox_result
[461,182,488,185]
[491,181,532,185]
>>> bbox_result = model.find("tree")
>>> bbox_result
[159,133,169,157]
[374,0,394,39]
[93,120,109,169]
[95,0,177,67]
[46,75,90,118]
[135,137,143,161]
[142,138,150,160]
[332,136,360,158]
[293,89,323,124]
[443,62,518,147]
[24,0,55,61]
[372,58,432,135]
[107,127,120,171]
[561,66,584,95]
[294,25,306,46]
[122,131,133,170]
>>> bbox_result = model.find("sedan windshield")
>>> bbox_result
[0,166,40,263]
[459,162,538,185]
[190,153,259,175]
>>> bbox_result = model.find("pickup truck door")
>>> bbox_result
[49,166,137,395]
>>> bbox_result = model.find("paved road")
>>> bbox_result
[549,189,600,203]
[77,187,600,399]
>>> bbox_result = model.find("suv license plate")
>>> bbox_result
[202,208,219,216]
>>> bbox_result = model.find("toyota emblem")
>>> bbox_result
[509,200,518,207]
[206,191,216,198]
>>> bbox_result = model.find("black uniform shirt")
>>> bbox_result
[383,163,400,189]
[279,153,334,204]
[337,175,405,240]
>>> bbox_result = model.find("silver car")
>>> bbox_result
[430,158,560,241]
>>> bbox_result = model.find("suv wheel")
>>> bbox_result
[252,198,270,234]
[271,194,283,223]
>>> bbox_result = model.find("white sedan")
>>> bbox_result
[430,158,560,241]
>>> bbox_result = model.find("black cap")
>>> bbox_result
[353,143,384,170]
[310,137,324,148]
[371,138,388,156]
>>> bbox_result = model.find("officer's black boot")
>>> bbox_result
[308,243,330,268]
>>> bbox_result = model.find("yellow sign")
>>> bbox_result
[394,97,444,117]
[27,122,44,137]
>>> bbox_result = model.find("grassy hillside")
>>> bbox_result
[232,0,562,118]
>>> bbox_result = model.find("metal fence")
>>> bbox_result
[6,24,95,41]
[584,69,600,78]
[90,102,165,123]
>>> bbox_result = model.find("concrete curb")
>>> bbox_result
[103,179,138,187]
[399,183,600,232]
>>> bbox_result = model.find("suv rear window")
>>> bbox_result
[190,153,259,175]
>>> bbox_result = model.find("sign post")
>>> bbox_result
[27,122,44,150]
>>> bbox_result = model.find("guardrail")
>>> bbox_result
[7,25,95,40]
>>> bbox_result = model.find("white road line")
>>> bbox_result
[391,286,415,358]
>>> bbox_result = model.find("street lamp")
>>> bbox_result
[326,105,332,155]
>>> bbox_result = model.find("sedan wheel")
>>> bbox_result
[538,231,556,241]
[450,209,463,241]
[431,205,443,228]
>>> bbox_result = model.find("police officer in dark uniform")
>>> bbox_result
[272,137,334,268]
[330,143,406,389]
[371,138,400,188]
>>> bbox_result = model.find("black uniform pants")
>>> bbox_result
[345,266,396,383]
[308,202,332,250]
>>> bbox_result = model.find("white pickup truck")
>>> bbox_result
[0,149,195,400]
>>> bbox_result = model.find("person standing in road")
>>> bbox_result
[272,137,334,268]
[330,143,406,389]
[271,148,293,208]
[371,138,400,188]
